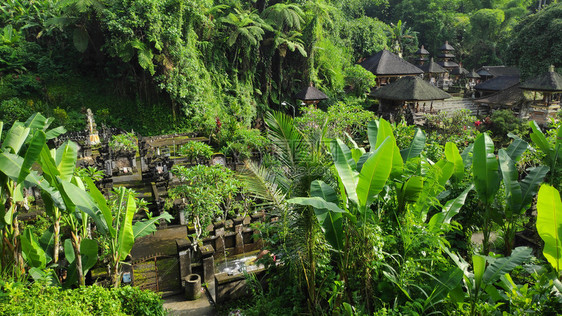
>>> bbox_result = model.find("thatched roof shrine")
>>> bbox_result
[370,76,451,101]
[360,50,423,76]
[439,41,454,51]
[467,69,481,79]
[419,58,447,74]
[415,45,430,55]
[475,84,525,107]
[520,65,562,92]
[474,75,519,92]
[476,66,519,78]
[295,86,328,101]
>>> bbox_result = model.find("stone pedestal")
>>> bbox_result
[215,227,225,256]
[234,224,244,255]
[176,238,192,287]
[201,245,215,284]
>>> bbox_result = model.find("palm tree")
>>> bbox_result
[386,20,418,58]
[220,8,273,72]
[302,0,335,83]
[242,111,329,313]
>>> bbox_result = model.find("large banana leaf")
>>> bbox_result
[473,254,486,294]
[505,134,528,161]
[132,211,174,239]
[311,180,338,204]
[289,195,345,250]
[357,138,393,211]
[117,193,137,260]
[520,166,549,210]
[529,121,552,162]
[0,152,23,180]
[60,180,108,234]
[24,113,51,130]
[83,177,115,237]
[397,176,423,214]
[1,123,30,154]
[287,196,346,215]
[21,227,47,269]
[400,128,425,162]
[461,143,474,168]
[368,120,403,175]
[445,142,464,181]
[536,184,562,273]
[55,141,78,181]
[498,149,523,214]
[330,139,358,206]
[18,130,46,183]
[473,133,500,203]
[39,144,60,185]
[367,120,379,150]
[482,246,532,284]
[428,184,473,233]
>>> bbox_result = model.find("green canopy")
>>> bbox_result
[370,76,451,101]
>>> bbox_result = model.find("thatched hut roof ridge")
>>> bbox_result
[520,65,562,92]
[370,76,451,101]
[419,58,447,74]
[360,49,423,76]
[295,86,328,101]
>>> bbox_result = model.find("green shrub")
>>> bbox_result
[178,141,214,162]
[0,281,165,316]
[482,109,527,146]
[0,97,34,128]
[222,128,270,161]
[295,102,375,143]
[109,132,139,153]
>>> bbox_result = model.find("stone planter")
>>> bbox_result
[184,274,201,300]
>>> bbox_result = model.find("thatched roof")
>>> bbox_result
[295,86,328,101]
[439,41,454,51]
[415,45,430,55]
[360,50,423,76]
[467,69,480,79]
[520,66,562,92]
[370,76,451,101]
[474,75,520,92]
[475,84,524,107]
[438,60,459,69]
[419,58,447,74]
[450,66,469,76]
[438,53,455,59]
[476,66,519,78]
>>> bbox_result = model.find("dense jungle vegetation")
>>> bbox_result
[1,0,560,137]
[2,0,562,315]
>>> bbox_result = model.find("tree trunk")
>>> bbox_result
[72,233,84,286]
[53,211,61,264]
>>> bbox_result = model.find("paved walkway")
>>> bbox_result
[163,289,216,316]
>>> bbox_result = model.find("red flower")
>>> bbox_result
[474,120,482,127]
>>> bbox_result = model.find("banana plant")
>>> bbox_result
[536,184,562,277]
[446,246,532,316]
[0,113,65,274]
[39,139,106,286]
[85,180,172,287]
[529,121,562,189]
[472,133,501,254]
[498,142,549,254]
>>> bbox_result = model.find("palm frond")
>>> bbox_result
[240,160,287,212]
[266,111,308,172]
